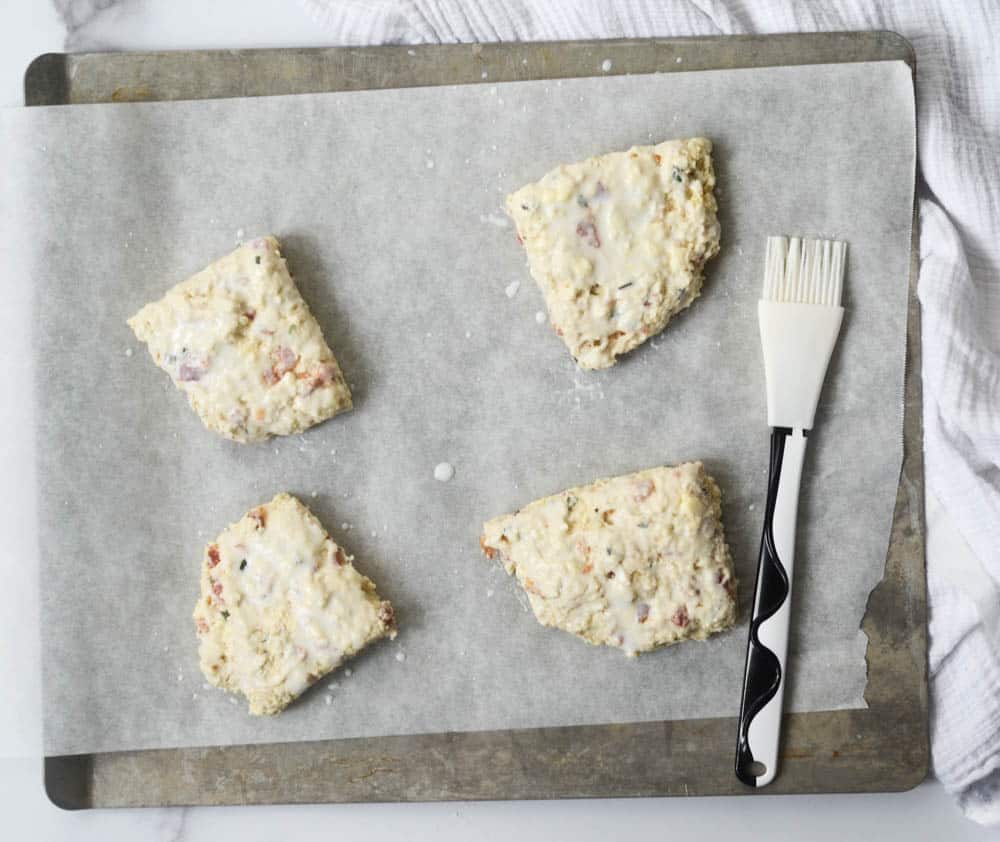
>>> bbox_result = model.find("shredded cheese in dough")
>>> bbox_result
[128,236,352,442]
[481,462,737,656]
[193,493,396,715]
[506,139,721,370]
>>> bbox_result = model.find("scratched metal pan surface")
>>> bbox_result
[25,32,926,808]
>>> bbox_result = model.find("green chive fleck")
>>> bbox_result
[221,610,230,620]
[239,559,247,571]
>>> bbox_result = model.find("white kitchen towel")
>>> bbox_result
[297,0,1000,823]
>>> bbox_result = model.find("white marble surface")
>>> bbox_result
[0,0,993,837]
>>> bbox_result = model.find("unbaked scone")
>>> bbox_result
[481,462,736,656]
[506,139,721,370]
[194,493,396,715]
[128,236,352,442]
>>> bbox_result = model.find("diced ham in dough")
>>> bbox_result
[193,493,396,715]
[481,462,736,656]
[128,236,352,442]
[506,139,721,370]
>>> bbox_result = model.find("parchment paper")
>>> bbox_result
[1,60,915,756]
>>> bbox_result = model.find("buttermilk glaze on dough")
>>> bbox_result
[481,462,737,655]
[506,139,721,370]
[194,493,396,715]
[128,236,352,442]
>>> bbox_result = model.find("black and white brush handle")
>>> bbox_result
[735,426,807,788]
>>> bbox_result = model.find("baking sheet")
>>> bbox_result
[1,60,914,756]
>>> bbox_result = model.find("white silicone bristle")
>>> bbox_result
[763,236,846,307]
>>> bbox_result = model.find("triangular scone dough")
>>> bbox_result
[481,462,736,656]
[194,493,396,715]
[506,139,721,370]
[128,236,352,442]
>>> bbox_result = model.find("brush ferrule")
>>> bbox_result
[758,300,844,430]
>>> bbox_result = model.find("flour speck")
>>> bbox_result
[236,228,245,242]
[426,159,435,169]
[465,331,472,339]
[505,280,520,299]
[601,59,613,72]
[675,56,683,64]
[407,49,416,56]
[434,462,455,482]
[535,310,546,324]
[124,347,133,357]
[481,71,488,79]
[395,651,406,662]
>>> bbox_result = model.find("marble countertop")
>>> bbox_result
[0,1,992,838]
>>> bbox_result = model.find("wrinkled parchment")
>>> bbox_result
[0,60,914,755]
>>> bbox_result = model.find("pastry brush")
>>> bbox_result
[735,236,846,788]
